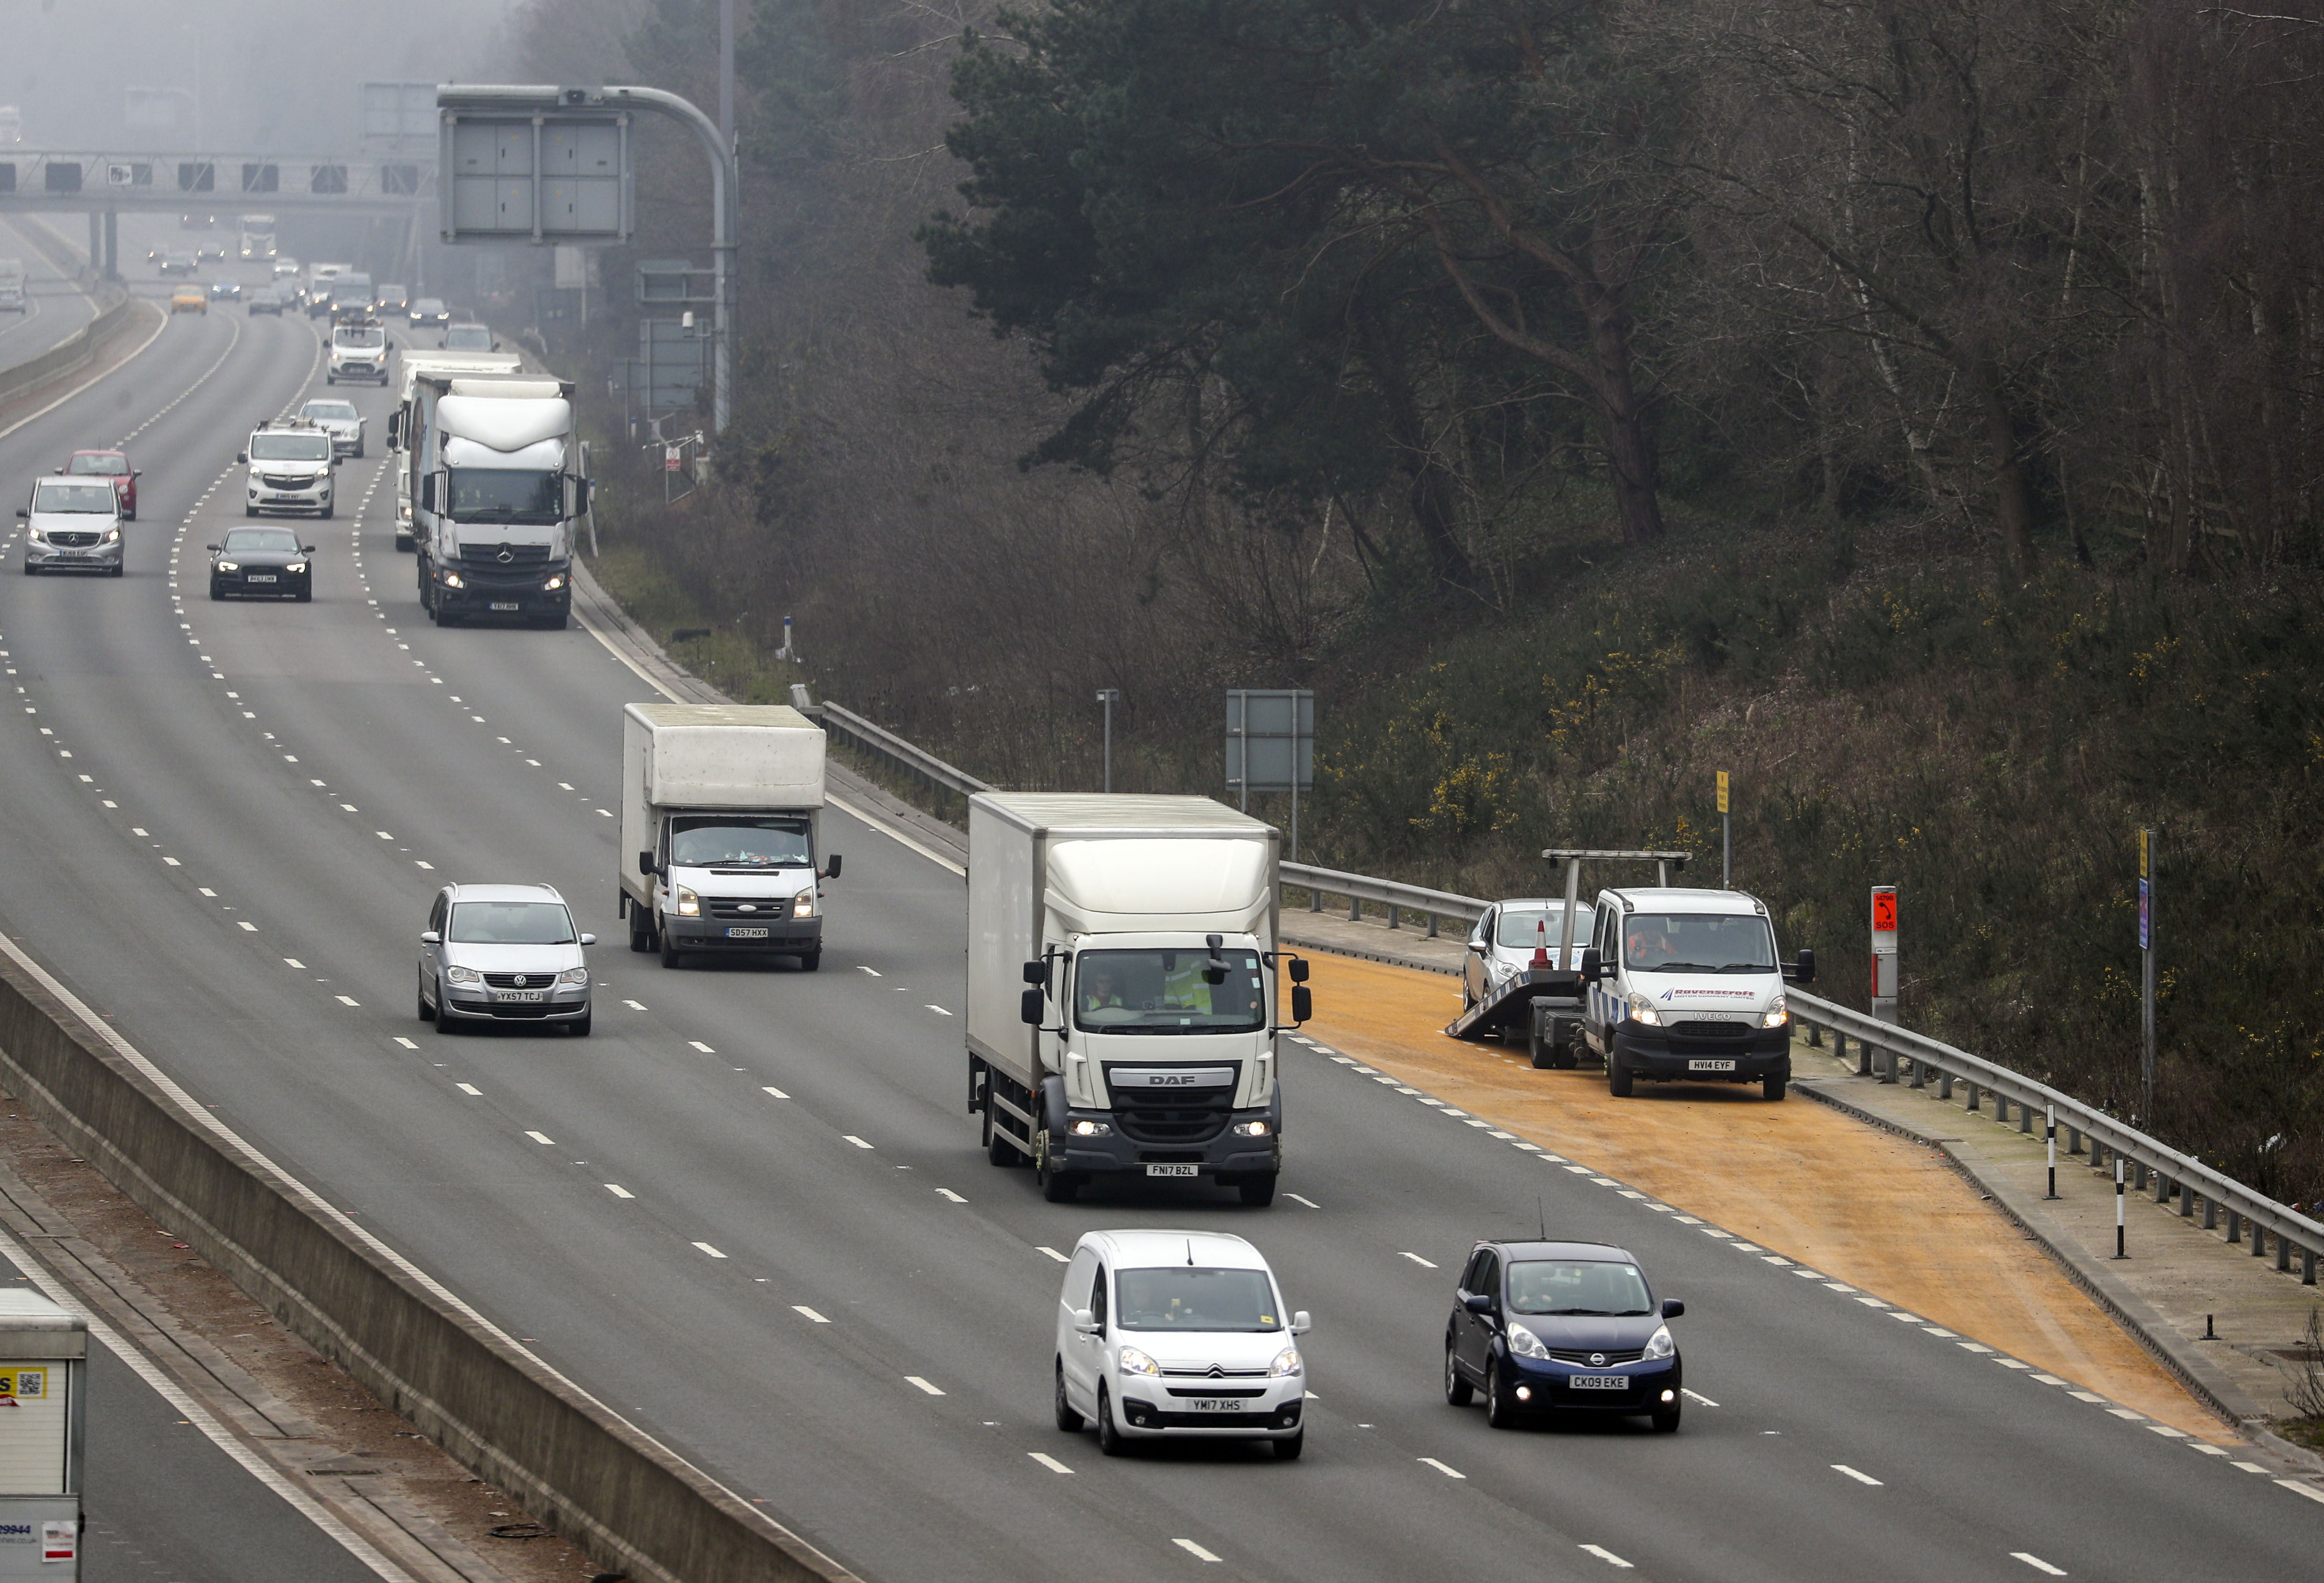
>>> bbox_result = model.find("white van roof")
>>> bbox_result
[1601,887,1766,916]
[1081,1229,1268,1271]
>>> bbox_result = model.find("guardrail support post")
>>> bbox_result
[2154,1171,2170,1204]
[1349,893,1362,923]
[2253,1224,2269,1259]
[1938,1069,1954,1100]
[2180,1184,2196,1218]
[1309,888,1322,913]
[1995,1093,2009,1124]
[1877,1045,1895,1084]
[1907,1056,1924,1088]
[2204,1196,2218,1231]
[2225,1209,2241,1245]
[1426,911,1439,939]
[1807,1022,1823,1048]
[2066,1124,2082,1156]
[1965,1079,1980,1113]
[2303,1245,2316,1286]
[2277,1235,2291,1273]
[1386,905,1401,931]
[2019,1102,2033,1135]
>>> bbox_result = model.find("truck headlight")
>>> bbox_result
[1116,1346,1159,1377]
[438,570,463,588]
[1761,995,1789,1028]
[1268,1346,1303,1377]
[557,968,588,986]
[542,574,565,592]
[792,890,815,918]
[1643,1324,1676,1362]
[1504,1322,1552,1361]
[1231,1120,1271,1137]
[445,965,481,985]
[676,886,699,917]
[1067,1119,1110,1137]
[1625,992,1662,1027]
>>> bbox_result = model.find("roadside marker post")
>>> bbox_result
[2113,1153,2128,1259]
[1716,771,1730,888]
[1869,885,1898,1031]
[2044,1104,2058,1200]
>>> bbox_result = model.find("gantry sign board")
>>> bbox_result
[438,88,631,245]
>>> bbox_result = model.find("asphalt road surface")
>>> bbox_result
[0,300,2312,1583]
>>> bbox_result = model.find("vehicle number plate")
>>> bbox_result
[489,601,520,611]
[496,990,546,1003]
[1145,1163,1200,1178]
[1688,1058,1738,1073]
[1569,1374,1626,1390]
[248,574,276,583]
[1179,1397,1242,1413]
[725,927,770,939]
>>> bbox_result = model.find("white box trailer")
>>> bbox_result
[620,704,837,971]
[967,792,1309,1206]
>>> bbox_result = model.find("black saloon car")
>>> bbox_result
[1446,1239,1684,1431]
[208,526,314,601]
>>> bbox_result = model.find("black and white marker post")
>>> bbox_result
[2113,1153,2128,1259]
[2045,1103,2059,1200]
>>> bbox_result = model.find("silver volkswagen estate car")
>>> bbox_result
[417,883,595,1035]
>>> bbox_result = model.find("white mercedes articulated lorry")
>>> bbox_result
[387,351,525,551]
[403,370,591,628]
[968,793,1312,1207]
[620,704,840,971]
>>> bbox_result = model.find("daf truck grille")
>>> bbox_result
[1112,1094,1234,1146]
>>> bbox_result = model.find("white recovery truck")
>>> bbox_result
[401,370,591,628]
[386,351,524,551]
[967,793,1311,1206]
[620,704,840,971]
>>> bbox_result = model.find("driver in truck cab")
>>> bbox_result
[1626,921,1678,966]
[1081,967,1126,1015]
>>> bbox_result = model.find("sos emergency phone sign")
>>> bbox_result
[1871,889,1897,934]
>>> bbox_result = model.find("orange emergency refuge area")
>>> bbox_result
[1298,951,2222,1439]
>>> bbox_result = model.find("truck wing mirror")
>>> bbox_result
[1581,947,1603,980]
[820,853,841,880]
[419,475,435,510]
[1784,948,1815,986]
[637,850,657,877]
[1021,987,1046,1026]
[1290,984,1312,1023]
[1287,956,1308,984]
[236,451,249,464]
[1022,959,1046,985]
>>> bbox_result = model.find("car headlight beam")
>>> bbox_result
[676,886,700,917]
[1762,995,1789,1028]
[1643,1324,1676,1362]
[1116,1346,1159,1377]
[557,968,588,986]
[445,965,481,985]
[792,890,814,918]
[1626,992,1663,1027]
[1268,1346,1303,1377]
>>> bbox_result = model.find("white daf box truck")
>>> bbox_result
[620,704,839,971]
[967,793,1311,1207]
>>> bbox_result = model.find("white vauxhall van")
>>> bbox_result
[1580,887,1813,1101]
[1054,1229,1310,1458]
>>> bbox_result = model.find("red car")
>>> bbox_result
[60,451,138,520]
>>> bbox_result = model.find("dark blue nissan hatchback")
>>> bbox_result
[1444,1239,1685,1430]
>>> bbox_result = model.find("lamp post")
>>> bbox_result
[1095,689,1121,792]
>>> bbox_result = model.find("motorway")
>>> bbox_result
[0,281,2313,1583]
[0,216,99,367]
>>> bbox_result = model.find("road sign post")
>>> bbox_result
[1717,770,1730,888]
[1870,885,1898,1026]
[1095,689,1121,793]
[2139,827,2155,1125]
[1225,690,1313,861]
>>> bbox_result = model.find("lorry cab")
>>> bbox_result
[968,794,1310,1208]
[1581,887,1812,1101]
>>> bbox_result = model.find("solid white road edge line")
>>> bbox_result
[0,1219,416,1583]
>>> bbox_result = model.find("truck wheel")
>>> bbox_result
[1035,1131,1077,1203]
[1528,1023,1554,1069]
[1608,1053,1634,1097]
[628,910,653,953]
[1053,1360,1083,1433]
[1238,1174,1277,1208]
[795,950,821,972]
[1443,1341,1473,1406]
[1763,1073,1787,1101]
[659,931,684,969]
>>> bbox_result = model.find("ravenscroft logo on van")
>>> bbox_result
[1659,988,1756,1001]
